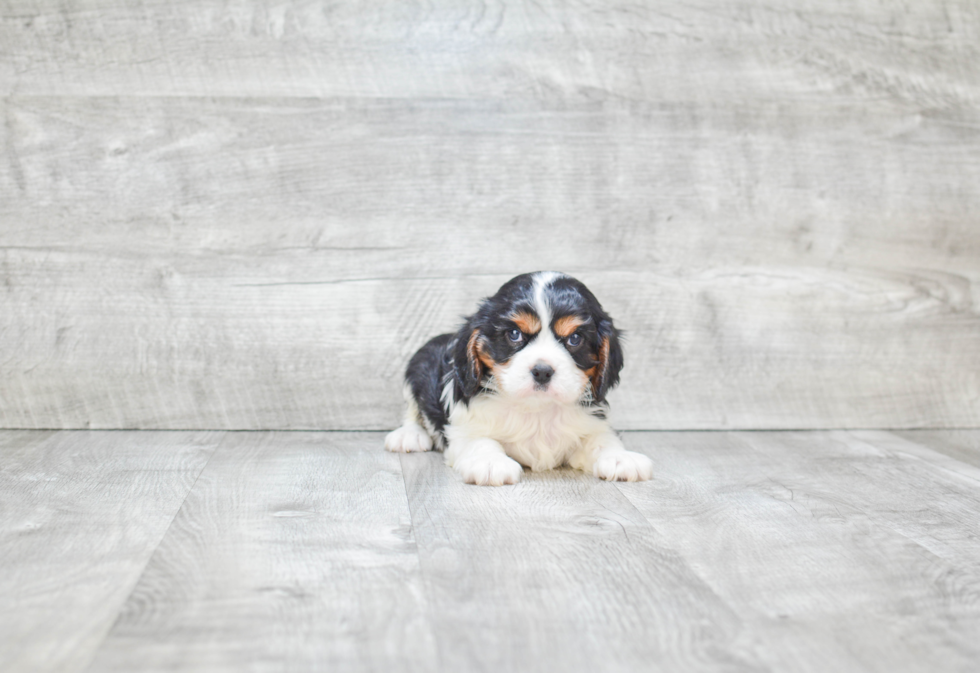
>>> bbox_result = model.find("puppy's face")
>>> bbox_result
[453,272,623,406]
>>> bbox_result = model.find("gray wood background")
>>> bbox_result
[1,0,978,430]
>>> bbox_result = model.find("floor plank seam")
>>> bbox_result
[396,453,447,673]
[77,431,226,673]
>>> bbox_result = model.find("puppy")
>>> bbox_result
[385,271,653,486]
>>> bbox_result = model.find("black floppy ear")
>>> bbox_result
[590,318,624,404]
[452,319,487,404]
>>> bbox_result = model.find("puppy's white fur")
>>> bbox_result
[384,384,433,453]
[441,387,652,486]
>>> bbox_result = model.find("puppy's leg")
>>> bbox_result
[384,385,434,453]
[569,428,653,482]
[446,438,524,486]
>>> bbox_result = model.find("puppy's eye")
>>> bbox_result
[566,333,583,347]
[507,328,523,343]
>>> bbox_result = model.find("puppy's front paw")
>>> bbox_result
[456,453,524,486]
[384,424,433,453]
[594,450,653,482]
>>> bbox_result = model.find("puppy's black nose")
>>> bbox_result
[531,363,554,385]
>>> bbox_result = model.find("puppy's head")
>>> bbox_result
[452,271,623,406]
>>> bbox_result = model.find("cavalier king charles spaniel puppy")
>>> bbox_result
[385,271,653,486]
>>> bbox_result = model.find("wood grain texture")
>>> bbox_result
[0,430,220,673]
[399,448,762,673]
[894,430,980,469]
[616,430,980,672]
[86,432,437,673]
[2,429,980,672]
[1,1,978,100]
[1,0,979,430]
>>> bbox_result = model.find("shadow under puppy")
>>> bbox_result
[386,271,653,486]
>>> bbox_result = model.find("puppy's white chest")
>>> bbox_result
[452,396,598,472]
[497,406,571,470]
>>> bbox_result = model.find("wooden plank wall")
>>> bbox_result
[1,1,978,430]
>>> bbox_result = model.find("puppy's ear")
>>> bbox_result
[452,320,488,404]
[590,318,624,404]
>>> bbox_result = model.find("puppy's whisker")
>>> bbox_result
[480,375,500,394]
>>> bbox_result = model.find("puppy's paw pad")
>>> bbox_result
[384,424,433,453]
[458,454,524,486]
[594,450,653,482]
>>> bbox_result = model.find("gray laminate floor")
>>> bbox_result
[2,429,979,673]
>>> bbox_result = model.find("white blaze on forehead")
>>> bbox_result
[531,271,564,328]
[490,271,584,404]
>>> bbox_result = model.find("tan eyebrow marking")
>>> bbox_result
[553,315,585,338]
[509,311,541,335]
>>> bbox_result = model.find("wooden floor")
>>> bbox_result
[2,430,979,673]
